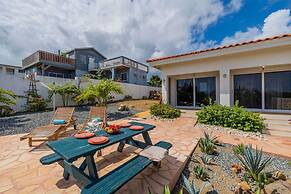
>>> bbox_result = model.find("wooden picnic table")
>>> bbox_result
[45,121,155,186]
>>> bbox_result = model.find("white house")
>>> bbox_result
[147,34,291,113]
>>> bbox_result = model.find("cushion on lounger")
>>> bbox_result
[53,119,66,125]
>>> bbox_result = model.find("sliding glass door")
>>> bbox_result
[265,71,291,110]
[177,79,193,106]
[195,77,216,106]
[234,73,262,108]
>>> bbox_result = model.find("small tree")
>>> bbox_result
[148,75,162,87]
[49,82,80,107]
[76,79,123,106]
[0,88,17,116]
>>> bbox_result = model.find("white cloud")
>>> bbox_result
[0,0,242,67]
[221,9,291,45]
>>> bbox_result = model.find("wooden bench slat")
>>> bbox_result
[81,141,172,194]
[40,153,62,165]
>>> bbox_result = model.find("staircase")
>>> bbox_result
[262,113,291,138]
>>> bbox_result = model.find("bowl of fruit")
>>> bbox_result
[104,124,121,134]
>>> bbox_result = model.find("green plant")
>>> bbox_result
[49,82,80,106]
[233,143,245,155]
[76,79,123,106]
[200,154,214,165]
[148,75,162,87]
[27,94,47,112]
[194,165,209,181]
[150,104,181,119]
[199,138,216,155]
[255,172,268,194]
[196,102,265,132]
[0,88,17,116]
[235,145,272,182]
[182,174,209,194]
[203,131,220,146]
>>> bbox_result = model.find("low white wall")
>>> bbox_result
[0,73,161,112]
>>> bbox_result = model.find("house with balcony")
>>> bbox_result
[98,56,148,85]
[22,47,106,78]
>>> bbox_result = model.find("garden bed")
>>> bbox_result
[173,143,291,194]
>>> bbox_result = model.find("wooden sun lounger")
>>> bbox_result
[81,106,107,131]
[20,107,75,147]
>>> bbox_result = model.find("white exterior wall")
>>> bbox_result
[151,40,291,112]
[0,73,161,112]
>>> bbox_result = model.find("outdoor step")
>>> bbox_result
[265,130,291,138]
[261,113,291,120]
[265,124,291,131]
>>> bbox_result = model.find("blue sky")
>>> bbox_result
[204,0,291,43]
[0,0,291,77]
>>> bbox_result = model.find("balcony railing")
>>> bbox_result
[22,50,75,67]
[100,56,148,72]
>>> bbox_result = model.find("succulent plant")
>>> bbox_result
[194,165,209,181]
[203,131,220,146]
[235,144,272,182]
[200,154,214,165]
[199,138,216,155]
[182,174,209,194]
[233,143,245,155]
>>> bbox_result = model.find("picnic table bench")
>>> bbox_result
[40,121,172,193]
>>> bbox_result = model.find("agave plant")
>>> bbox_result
[235,145,272,181]
[182,174,209,194]
[203,131,220,146]
[200,154,214,165]
[194,165,209,181]
[233,143,245,155]
[199,138,216,155]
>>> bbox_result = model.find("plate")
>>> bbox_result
[119,123,132,128]
[88,136,109,145]
[129,125,144,131]
[74,132,95,139]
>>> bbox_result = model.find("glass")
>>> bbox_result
[265,71,291,110]
[234,73,262,108]
[177,79,193,106]
[195,77,216,106]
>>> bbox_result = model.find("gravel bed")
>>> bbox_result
[173,143,291,194]
[197,123,266,140]
[0,105,137,136]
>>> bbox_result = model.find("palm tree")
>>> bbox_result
[76,79,123,106]
[0,88,17,116]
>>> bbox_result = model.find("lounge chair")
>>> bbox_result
[20,107,75,147]
[80,106,107,131]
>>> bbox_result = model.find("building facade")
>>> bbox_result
[147,34,291,113]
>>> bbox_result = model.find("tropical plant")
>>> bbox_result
[194,165,209,181]
[0,88,17,116]
[196,102,265,132]
[150,103,181,119]
[200,154,214,165]
[26,92,47,112]
[49,82,80,107]
[182,174,209,194]
[233,143,245,155]
[203,131,220,146]
[235,145,272,181]
[148,75,162,87]
[199,138,216,155]
[76,79,123,106]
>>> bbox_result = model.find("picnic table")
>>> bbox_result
[42,121,155,186]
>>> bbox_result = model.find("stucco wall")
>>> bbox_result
[0,73,160,112]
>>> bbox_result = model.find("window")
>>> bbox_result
[177,79,193,106]
[195,77,216,106]
[265,71,291,110]
[79,55,87,64]
[234,73,262,109]
[6,68,15,75]
[0,67,3,73]
[121,72,128,81]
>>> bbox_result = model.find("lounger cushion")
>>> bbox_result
[92,117,102,123]
[53,119,66,125]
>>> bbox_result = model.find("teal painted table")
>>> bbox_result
[46,121,155,185]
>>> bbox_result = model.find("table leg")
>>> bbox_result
[142,132,153,145]
[117,141,125,152]
[85,155,98,180]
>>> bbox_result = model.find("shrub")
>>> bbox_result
[233,143,245,155]
[196,102,264,132]
[0,88,17,117]
[194,165,209,181]
[150,104,181,119]
[199,138,216,155]
[27,96,47,112]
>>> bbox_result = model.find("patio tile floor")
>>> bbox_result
[0,110,290,194]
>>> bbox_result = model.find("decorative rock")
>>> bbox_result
[238,181,251,192]
[231,164,242,173]
[272,171,287,181]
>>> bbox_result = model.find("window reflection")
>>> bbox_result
[177,79,193,106]
[195,77,216,106]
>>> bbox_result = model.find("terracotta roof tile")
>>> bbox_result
[146,34,291,63]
